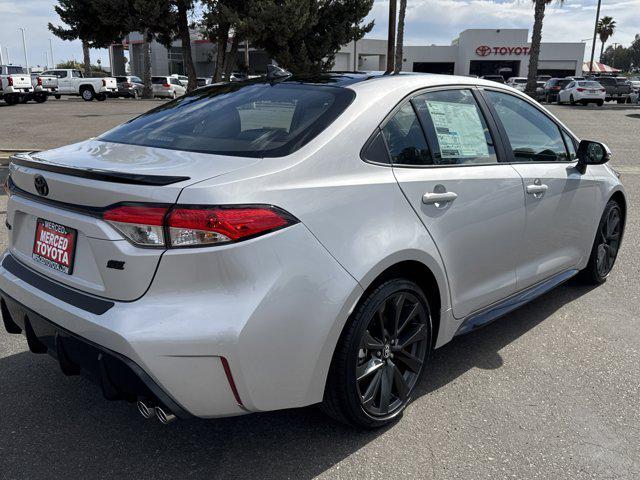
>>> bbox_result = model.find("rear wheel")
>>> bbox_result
[54,94,61,99]
[580,200,623,284]
[34,94,47,103]
[81,87,95,101]
[597,100,604,107]
[96,93,107,101]
[4,95,19,105]
[570,95,576,105]
[322,279,432,429]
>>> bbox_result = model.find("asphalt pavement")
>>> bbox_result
[0,99,638,479]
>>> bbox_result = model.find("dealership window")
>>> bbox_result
[412,89,497,165]
[484,90,569,162]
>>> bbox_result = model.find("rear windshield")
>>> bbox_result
[151,77,167,84]
[7,66,27,74]
[99,81,355,158]
[558,79,571,87]
[511,78,526,84]
[579,81,602,88]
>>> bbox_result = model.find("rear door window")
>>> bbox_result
[99,82,354,158]
[381,103,432,165]
[412,89,497,165]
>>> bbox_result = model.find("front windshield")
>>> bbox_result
[99,81,355,158]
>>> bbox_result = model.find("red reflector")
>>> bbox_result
[220,357,243,407]
[168,207,289,241]
[103,205,168,226]
[8,77,13,86]
[37,77,42,86]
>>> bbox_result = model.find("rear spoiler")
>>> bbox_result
[9,153,190,186]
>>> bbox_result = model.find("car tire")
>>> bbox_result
[133,90,139,100]
[322,278,432,429]
[96,93,107,101]
[34,94,47,103]
[171,91,177,99]
[579,200,623,285]
[570,95,576,105]
[617,99,625,104]
[597,100,604,107]
[54,94,61,100]
[81,87,95,101]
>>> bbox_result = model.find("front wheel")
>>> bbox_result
[322,279,432,428]
[54,94,61,99]
[96,93,107,101]
[580,200,623,284]
[81,88,95,101]
[34,94,47,103]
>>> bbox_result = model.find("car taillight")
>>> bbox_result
[8,77,13,86]
[163,83,171,88]
[576,88,585,92]
[37,77,42,86]
[600,88,606,92]
[167,206,296,247]
[103,205,168,247]
[102,204,297,248]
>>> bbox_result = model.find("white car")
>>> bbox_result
[41,69,117,101]
[506,77,527,91]
[1,73,626,428]
[170,74,189,87]
[558,80,606,106]
[152,76,186,98]
[0,65,33,105]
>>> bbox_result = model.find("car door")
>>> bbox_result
[559,82,575,103]
[481,89,596,289]
[55,70,72,93]
[389,87,526,319]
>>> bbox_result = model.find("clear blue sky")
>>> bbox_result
[1,0,638,69]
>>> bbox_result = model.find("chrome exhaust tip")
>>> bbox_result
[137,399,155,419]
[155,406,176,424]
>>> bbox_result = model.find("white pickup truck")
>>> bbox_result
[41,68,117,101]
[22,73,59,103]
[0,65,33,105]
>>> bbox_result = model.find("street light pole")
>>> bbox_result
[49,38,55,67]
[0,43,4,65]
[19,27,29,72]
[588,0,601,75]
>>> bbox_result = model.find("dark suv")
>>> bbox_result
[541,78,572,103]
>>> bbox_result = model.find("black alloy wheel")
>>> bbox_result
[581,200,623,284]
[322,279,432,428]
[356,291,429,418]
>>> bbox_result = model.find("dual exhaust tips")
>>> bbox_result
[137,399,176,424]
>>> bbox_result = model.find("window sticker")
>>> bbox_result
[424,101,490,159]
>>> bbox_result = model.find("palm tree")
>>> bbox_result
[394,0,407,74]
[525,0,563,96]
[597,16,616,63]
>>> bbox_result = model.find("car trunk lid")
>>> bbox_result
[7,140,260,301]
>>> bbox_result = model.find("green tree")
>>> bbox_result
[246,0,374,74]
[525,0,564,96]
[49,0,123,77]
[597,16,616,63]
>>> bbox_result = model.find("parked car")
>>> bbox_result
[0,65,33,105]
[627,76,640,95]
[537,74,552,82]
[480,74,505,83]
[1,73,625,429]
[113,75,144,99]
[170,74,189,87]
[151,76,186,98]
[506,77,527,91]
[589,76,633,103]
[541,78,572,103]
[558,80,606,106]
[196,77,209,87]
[41,69,117,101]
[22,73,59,103]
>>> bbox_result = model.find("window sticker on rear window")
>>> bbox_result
[424,101,490,159]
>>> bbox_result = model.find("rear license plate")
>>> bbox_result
[589,90,597,94]
[32,219,77,275]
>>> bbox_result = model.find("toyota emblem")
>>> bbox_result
[34,175,49,196]
[476,45,491,57]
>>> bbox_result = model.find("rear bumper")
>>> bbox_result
[0,222,362,417]
[0,290,192,418]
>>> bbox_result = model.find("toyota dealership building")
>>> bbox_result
[337,29,585,78]
[110,28,585,80]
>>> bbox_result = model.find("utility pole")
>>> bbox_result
[4,46,9,64]
[386,0,397,73]
[588,0,601,75]
[49,38,55,67]
[19,27,29,71]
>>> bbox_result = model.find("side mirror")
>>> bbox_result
[576,140,611,173]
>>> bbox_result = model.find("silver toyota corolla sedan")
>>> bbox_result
[0,72,626,428]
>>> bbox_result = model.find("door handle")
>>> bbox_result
[422,191,458,205]
[525,184,549,195]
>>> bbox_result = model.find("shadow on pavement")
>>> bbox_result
[0,279,594,479]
